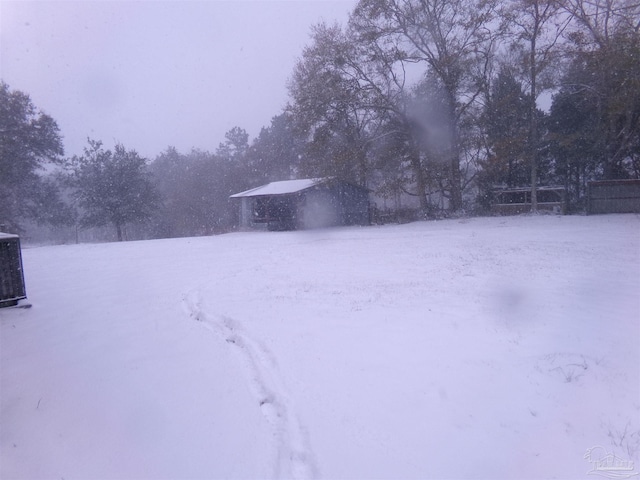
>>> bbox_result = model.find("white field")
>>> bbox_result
[1,214,639,479]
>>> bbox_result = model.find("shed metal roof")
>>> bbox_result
[230,178,326,198]
[492,185,565,193]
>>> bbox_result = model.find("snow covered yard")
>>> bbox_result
[1,214,639,479]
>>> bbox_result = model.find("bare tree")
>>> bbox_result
[350,0,501,212]
[505,0,572,210]
[561,0,639,48]
[288,23,383,186]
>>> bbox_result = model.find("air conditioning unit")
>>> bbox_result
[0,232,27,308]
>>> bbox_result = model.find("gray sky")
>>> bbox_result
[1,1,356,159]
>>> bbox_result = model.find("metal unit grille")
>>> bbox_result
[0,235,27,307]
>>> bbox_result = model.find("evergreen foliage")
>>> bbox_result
[67,140,160,241]
[0,82,68,232]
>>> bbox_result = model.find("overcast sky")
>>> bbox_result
[1,1,356,159]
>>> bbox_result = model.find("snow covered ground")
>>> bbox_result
[1,214,639,479]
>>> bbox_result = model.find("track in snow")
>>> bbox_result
[183,291,317,480]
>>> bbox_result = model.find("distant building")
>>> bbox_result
[587,179,640,214]
[230,178,370,230]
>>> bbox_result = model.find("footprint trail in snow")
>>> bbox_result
[183,291,317,480]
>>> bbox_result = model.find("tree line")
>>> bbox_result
[1,0,638,241]
[289,0,639,213]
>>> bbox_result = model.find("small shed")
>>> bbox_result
[491,186,566,215]
[587,179,640,214]
[230,178,370,230]
[0,232,27,307]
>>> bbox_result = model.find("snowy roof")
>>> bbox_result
[0,232,19,239]
[230,178,327,198]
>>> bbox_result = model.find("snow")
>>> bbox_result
[1,214,639,479]
[230,178,325,197]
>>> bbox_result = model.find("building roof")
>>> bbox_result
[230,178,327,198]
[588,179,640,187]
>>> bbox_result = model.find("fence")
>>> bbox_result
[491,186,566,215]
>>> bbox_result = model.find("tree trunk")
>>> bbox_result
[409,151,429,216]
[448,94,463,212]
[450,153,463,212]
[530,149,538,211]
[529,35,539,213]
[115,223,123,242]
[563,162,570,212]
[358,145,368,188]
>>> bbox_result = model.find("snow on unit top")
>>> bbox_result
[0,232,19,239]
[230,178,326,198]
